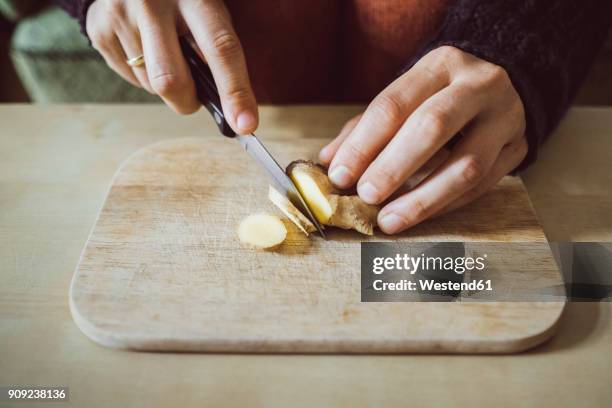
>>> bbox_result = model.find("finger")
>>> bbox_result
[116,26,153,93]
[319,114,362,166]
[137,10,199,114]
[377,117,508,234]
[434,137,528,216]
[327,56,451,189]
[181,0,258,134]
[103,34,142,88]
[357,83,483,205]
[85,6,142,90]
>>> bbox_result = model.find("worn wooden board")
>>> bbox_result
[70,137,565,353]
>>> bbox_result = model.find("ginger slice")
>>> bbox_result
[238,214,287,249]
[268,186,317,235]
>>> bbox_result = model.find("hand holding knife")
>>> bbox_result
[179,36,325,237]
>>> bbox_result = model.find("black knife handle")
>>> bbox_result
[179,36,236,138]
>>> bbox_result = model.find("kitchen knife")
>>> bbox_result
[179,36,326,238]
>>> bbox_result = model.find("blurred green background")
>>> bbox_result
[1,0,611,105]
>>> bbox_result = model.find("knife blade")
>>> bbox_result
[235,134,325,237]
[179,36,325,237]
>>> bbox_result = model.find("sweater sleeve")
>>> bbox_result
[54,0,95,37]
[405,0,612,171]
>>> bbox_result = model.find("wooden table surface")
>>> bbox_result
[1,105,611,407]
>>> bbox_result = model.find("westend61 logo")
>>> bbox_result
[369,253,491,293]
[372,253,487,275]
[361,242,499,302]
[361,242,578,302]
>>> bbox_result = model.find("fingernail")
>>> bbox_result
[328,165,352,187]
[236,111,256,133]
[358,182,380,204]
[378,212,406,234]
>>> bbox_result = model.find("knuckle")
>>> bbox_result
[150,72,188,97]
[458,155,486,186]
[507,96,525,118]
[419,107,450,140]
[135,0,154,11]
[104,0,125,15]
[415,51,450,82]
[519,137,529,152]
[88,28,110,50]
[435,45,464,69]
[137,2,156,20]
[374,165,404,188]
[407,198,430,222]
[344,143,370,165]
[509,102,527,134]
[224,86,252,106]
[488,64,509,82]
[371,93,404,124]
[438,45,462,60]
[478,63,511,90]
[421,63,442,82]
[210,31,241,57]
[513,138,529,159]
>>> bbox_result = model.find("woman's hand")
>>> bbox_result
[86,0,258,134]
[319,46,528,234]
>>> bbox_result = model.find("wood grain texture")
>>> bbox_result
[70,136,564,353]
[522,108,612,241]
[4,106,612,408]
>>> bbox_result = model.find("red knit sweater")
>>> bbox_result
[56,0,611,169]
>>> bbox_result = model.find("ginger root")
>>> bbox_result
[238,214,287,248]
[268,186,317,235]
[287,160,379,235]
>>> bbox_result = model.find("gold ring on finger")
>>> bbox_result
[126,55,145,67]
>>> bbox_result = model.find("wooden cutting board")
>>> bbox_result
[70,137,565,353]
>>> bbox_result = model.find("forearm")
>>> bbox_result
[406,0,612,170]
